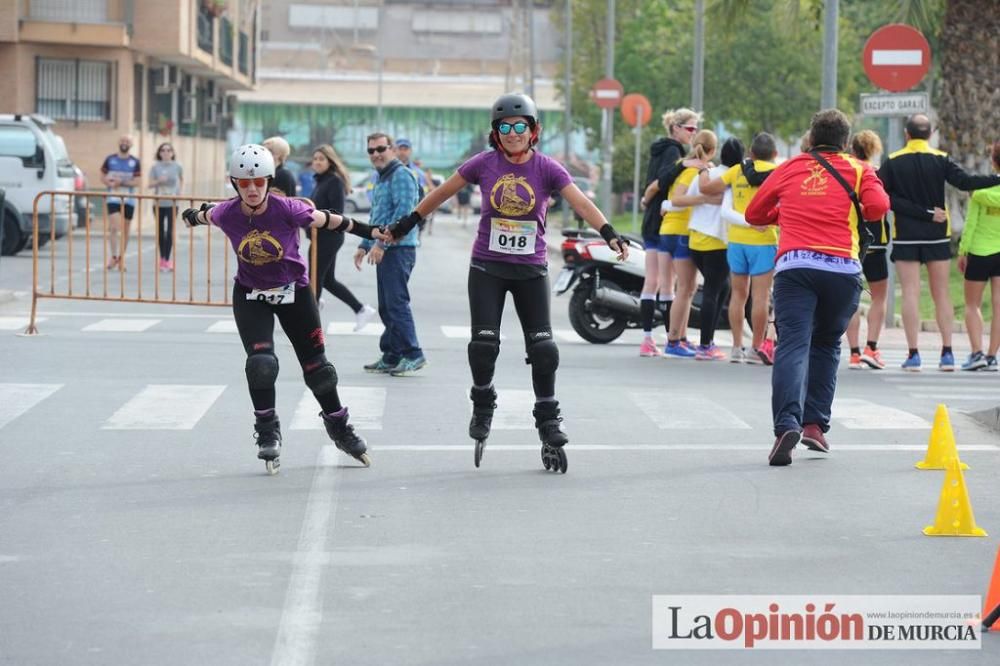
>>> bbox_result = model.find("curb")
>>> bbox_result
[968,406,1000,433]
[0,289,15,304]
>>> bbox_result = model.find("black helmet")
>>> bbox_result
[491,93,538,127]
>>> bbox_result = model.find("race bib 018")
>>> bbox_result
[488,218,536,255]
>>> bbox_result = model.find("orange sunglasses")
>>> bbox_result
[236,177,267,188]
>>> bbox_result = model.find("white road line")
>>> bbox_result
[355,444,1000,452]
[0,317,45,331]
[882,376,998,384]
[478,389,535,429]
[630,392,752,429]
[82,318,160,332]
[290,386,385,430]
[206,320,238,333]
[325,321,383,337]
[270,445,340,666]
[0,383,63,429]
[102,384,225,429]
[906,392,999,400]
[440,325,469,339]
[831,398,930,429]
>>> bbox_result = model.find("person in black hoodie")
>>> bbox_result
[309,144,377,330]
[635,107,701,357]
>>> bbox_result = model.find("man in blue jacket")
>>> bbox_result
[354,133,426,376]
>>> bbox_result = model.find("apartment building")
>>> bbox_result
[236,0,568,171]
[0,0,260,195]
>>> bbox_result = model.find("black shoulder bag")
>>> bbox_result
[808,150,874,261]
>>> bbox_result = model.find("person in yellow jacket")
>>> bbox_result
[957,140,1000,371]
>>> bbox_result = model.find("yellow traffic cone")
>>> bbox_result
[915,404,969,470]
[923,455,987,537]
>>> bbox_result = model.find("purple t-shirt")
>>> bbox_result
[211,195,314,290]
[457,150,573,265]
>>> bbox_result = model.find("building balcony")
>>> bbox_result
[18,0,133,47]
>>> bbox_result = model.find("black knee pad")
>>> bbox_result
[525,330,559,374]
[468,328,501,376]
[303,355,338,395]
[246,352,279,389]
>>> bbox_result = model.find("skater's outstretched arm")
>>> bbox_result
[560,183,630,261]
[181,202,216,227]
[307,209,390,241]
[384,173,468,239]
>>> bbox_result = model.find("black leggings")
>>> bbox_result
[231,283,342,414]
[468,267,556,398]
[690,248,731,346]
[156,207,174,260]
[311,232,363,313]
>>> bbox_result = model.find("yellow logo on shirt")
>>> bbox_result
[801,163,829,196]
[237,229,284,265]
[490,174,536,217]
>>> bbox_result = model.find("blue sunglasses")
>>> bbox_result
[497,121,530,136]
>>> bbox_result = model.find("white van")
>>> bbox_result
[0,114,75,255]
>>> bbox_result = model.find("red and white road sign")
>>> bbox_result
[862,24,931,92]
[590,78,624,109]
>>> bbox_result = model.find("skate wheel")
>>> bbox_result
[556,447,568,474]
[265,459,280,475]
[357,453,371,468]
[541,446,567,474]
[474,439,485,468]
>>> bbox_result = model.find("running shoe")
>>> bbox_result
[848,352,862,369]
[961,351,987,371]
[801,424,830,453]
[901,352,922,372]
[730,346,746,364]
[364,357,395,373]
[664,341,696,358]
[939,351,956,372]
[986,356,998,372]
[860,345,885,370]
[353,304,378,332]
[639,337,662,357]
[695,344,727,361]
[389,355,427,377]
[750,339,774,366]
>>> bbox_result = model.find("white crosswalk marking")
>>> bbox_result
[630,392,752,429]
[103,385,226,429]
[440,326,469,339]
[83,318,160,332]
[206,320,237,333]
[290,386,386,430]
[326,322,384,337]
[0,383,63,429]
[831,398,930,429]
[0,317,45,331]
[908,392,998,401]
[476,389,536,429]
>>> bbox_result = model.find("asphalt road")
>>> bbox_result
[1,214,998,665]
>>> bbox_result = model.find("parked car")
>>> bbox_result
[72,165,90,227]
[430,174,453,213]
[344,171,373,214]
[0,113,75,255]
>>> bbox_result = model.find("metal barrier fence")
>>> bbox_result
[25,190,320,334]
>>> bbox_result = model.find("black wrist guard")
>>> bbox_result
[347,218,375,240]
[598,223,622,246]
[183,206,210,227]
[387,211,422,239]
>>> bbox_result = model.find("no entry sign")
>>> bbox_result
[862,24,931,92]
[590,78,624,109]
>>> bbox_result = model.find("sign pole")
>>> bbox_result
[632,106,642,230]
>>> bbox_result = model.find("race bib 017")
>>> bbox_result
[246,282,296,305]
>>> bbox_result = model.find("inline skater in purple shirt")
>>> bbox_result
[385,93,629,473]
[182,144,390,473]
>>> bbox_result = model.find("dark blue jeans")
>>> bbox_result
[771,268,861,436]
[376,246,422,364]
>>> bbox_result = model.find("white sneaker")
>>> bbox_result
[354,304,377,332]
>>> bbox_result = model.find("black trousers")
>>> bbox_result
[468,267,555,398]
[231,283,341,413]
[691,248,731,346]
[156,207,174,260]
[312,232,363,313]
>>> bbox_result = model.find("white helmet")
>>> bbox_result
[229,144,275,179]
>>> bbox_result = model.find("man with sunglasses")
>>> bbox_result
[354,133,426,377]
[383,93,629,474]
[181,144,388,472]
